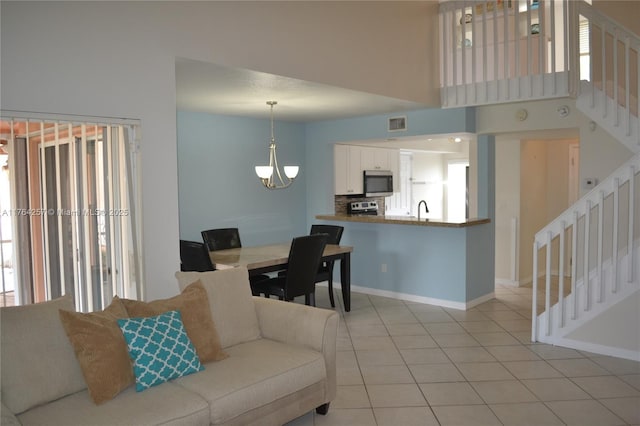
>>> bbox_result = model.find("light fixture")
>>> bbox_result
[515,108,528,121]
[557,105,570,118]
[254,101,299,189]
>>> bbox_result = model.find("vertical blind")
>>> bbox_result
[0,113,143,312]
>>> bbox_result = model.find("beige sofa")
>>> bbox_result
[0,267,339,426]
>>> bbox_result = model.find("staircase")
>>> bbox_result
[530,2,640,361]
[532,154,639,360]
[439,1,640,360]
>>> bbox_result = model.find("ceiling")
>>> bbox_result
[175,58,430,122]
[175,58,474,151]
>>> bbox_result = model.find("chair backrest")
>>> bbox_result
[201,228,242,251]
[310,224,344,245]
[284,234,328,300]
[180,240,214,272]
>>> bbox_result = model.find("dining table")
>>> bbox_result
[209,243,353,312]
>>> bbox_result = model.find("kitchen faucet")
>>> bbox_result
[418,200,429,220]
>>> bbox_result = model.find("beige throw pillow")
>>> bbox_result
[58,296,134,404]
[121,280,228,363]
[175,267,261,349]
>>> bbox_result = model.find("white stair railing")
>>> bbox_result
[575,1,639,152]
[439,0,573,107]
[531,154,639,342]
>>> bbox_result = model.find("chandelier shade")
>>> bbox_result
[255,101,299,189]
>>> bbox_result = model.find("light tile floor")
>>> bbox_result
[284,284,640,426]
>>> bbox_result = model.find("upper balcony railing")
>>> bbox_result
[440,0,573,107]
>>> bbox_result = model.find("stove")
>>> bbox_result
[348,201,379,216]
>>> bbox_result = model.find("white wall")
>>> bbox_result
[411,153,444,219]
[520,141,549,283]
[443,143,471,220]
[495,138,521,284]
[567,291,640,354]
[478,98,634,286]
[1,1,440,300]
[593,1,640,35]
[476,98,633,197]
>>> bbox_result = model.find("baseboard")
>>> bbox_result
[495,278,520,287]
[328,281,495,311]
[520,274,533,286]
[525,271,572,287]
[466,292,497,309]
[537,335,640,362]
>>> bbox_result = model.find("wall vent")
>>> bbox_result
[388,116,407,132]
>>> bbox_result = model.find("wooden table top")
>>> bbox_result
[209,243,353,271]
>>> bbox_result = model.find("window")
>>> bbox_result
[579,17,591,81]
[0,113,143,311]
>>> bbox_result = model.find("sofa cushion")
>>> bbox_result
[174,338,326,425]
[1,402,20,426]
[118,310,204,391]
[175,268,261,348]
[58,296,134,404]
[16,381,210,426]
[1,295,87,414]
[121,280,228,363]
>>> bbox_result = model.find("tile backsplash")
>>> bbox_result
[334,195,385,215]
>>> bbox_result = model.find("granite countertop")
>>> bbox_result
[315,214,491,228]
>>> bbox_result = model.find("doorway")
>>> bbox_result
[494,134,580,287]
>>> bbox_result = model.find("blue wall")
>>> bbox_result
[304,107,476,226]
[177,106,495,304]
[178,107,475,246]
[177,111,308,246]
[469,135,496,300]
[337,221,469,301]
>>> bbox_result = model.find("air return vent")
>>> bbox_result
[388,116,407,132]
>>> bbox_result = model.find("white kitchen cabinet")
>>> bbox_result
[335,144,400,195]
[334,144,363,195]
[362,146,400,193]
[360,146,390,171]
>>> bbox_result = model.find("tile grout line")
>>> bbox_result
[307,285,639,426]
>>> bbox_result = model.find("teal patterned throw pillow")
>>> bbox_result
[117,310,203,391]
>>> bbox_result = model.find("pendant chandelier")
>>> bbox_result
[255,101,299,189]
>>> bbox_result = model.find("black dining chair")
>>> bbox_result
[251,234,328,307]
[179,240,214,272]
[201,227,269,288]
[310,224,344,308]
[201,228,243,251]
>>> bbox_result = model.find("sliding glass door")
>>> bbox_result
[0,116,143,311]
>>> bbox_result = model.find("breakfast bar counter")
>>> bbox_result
[316,214,490,228]
[314,213,495,310]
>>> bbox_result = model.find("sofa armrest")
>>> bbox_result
[2,401,21,426]
[253,297,339,403]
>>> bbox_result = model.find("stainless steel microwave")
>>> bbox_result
[363,170,393,197]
